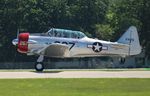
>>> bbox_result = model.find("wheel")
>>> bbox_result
[119,58,126,64]
[35,62,44,72]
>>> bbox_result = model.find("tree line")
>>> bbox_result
[0,0,150,62]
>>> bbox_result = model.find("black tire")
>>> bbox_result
[119,58,126,64]
[35,62,44,72]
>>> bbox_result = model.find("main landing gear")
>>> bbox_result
[35,55,44,72]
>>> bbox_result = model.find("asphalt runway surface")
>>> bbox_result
[0,70,150,78]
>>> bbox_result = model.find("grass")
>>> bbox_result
[144,68,150,71]
[0,78,150,96]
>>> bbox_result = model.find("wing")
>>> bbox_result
[31,43,70,57]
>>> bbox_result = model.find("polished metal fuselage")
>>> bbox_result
[27,35,129,58]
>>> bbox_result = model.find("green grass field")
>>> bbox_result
[0,78,150,96]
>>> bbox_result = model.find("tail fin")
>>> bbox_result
[117,26,141,55]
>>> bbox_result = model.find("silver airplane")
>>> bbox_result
[12,26,141,71]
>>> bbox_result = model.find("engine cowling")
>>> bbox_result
[17,33,29,53]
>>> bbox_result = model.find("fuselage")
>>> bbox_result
[27,35,129,57]
[12,28,133,58]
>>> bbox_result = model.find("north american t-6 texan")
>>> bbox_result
[12,26,141,71]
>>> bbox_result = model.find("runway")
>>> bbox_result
[0,71,150,78]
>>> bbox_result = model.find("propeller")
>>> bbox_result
[12,29,19,46]
[17,29,19,39]
[13,29,20,62]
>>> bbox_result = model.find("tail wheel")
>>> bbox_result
[35,62,44,72]
[119,58,126,64]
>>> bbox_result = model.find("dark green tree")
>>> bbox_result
[108,0,150,56]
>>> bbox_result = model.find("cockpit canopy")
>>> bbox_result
[46,28,86,39]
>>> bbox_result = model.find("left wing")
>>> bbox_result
[31,43,70,57]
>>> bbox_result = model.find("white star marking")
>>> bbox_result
[94,43,102,51]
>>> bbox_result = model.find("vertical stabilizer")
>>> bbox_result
[117,26,141,55]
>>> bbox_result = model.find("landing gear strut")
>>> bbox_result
[35,55,44,72]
